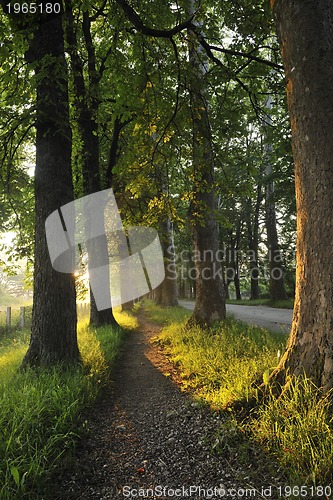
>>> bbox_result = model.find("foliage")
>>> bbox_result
[0,11,35,263]
[0,0,296,300]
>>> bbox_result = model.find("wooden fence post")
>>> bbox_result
[20,306,25,328]
[6,307,11,328]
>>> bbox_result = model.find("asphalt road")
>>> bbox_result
[179,300,292,334]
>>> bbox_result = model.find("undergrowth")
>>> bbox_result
[145,300,333,487]
[255,376,333,484]
[0,307,136,499]
[154,312,286,409]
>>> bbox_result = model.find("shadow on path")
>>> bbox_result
[52,314,266,499]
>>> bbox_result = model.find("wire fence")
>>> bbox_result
[0,303,89,334]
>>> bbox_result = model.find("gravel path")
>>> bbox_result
[53,315,272,500]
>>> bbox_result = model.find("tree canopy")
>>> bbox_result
[0,0,301,370]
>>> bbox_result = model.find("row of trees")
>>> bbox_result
[0,0,332,391]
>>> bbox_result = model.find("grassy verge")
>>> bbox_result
[0,308,137,499]
[139,300,191,326]
[255,376,333,484]
[226,298,294,309]
[145,300,286,408]
[145,300,333,487]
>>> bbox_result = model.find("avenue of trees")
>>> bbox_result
[0,0,332,390]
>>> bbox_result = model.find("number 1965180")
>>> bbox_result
[6,3,61,14]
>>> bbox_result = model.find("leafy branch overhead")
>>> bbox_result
[115,0,283,71]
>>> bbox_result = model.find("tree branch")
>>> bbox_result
[203,42,283,71]
[90,0,108,21]
[115,0,283,71]
[115,0,195,38]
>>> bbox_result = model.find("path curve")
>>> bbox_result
[53,314,273,499]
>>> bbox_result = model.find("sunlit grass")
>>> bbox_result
[147,301,333,485]
[142,299,191,325]
[114,307,139,330]
[0,325,31,388]
[155,315,286,408]
[0,345,28,387]
[0,310,128,498]
[254,375,333,484]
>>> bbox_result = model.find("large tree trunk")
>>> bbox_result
[186,0,226,326]
[263,96,287,301]
[22,10,79,367]
[65,5,117,327]
[271,0,333,390]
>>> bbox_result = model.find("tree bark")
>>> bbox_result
[246,191,261,301]
[271,0,333,390]
[234,220,242,300]
[234,221,242,300]
[186,0,226,326]
[225,221,242,300]
[65,4,117,327]
[22,9,79,367]
[121,300,134,311]
[263,96,287,301]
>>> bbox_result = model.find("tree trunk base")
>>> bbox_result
[90,307,118,327]
[187,302,226,328]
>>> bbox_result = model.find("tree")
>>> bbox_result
[271,0,333,390]
[64,1,119,327]
[18,7,80,366]
[223,220,242,300]
[186,0,226,325]
[114,0,228,323]
[245,192,262,300]
[263,96,287,301]
[154,218,178,307]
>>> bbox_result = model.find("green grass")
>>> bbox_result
[142,299,191,325]
[227,298,294,309]
[146,301,333,486]
[254,375,333,484]
[0,308,136,499]
[153,311,286,408]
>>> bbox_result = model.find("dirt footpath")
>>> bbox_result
[52,314,270,500]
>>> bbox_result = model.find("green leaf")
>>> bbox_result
[263,369,270,386]
[10,465,20,486]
